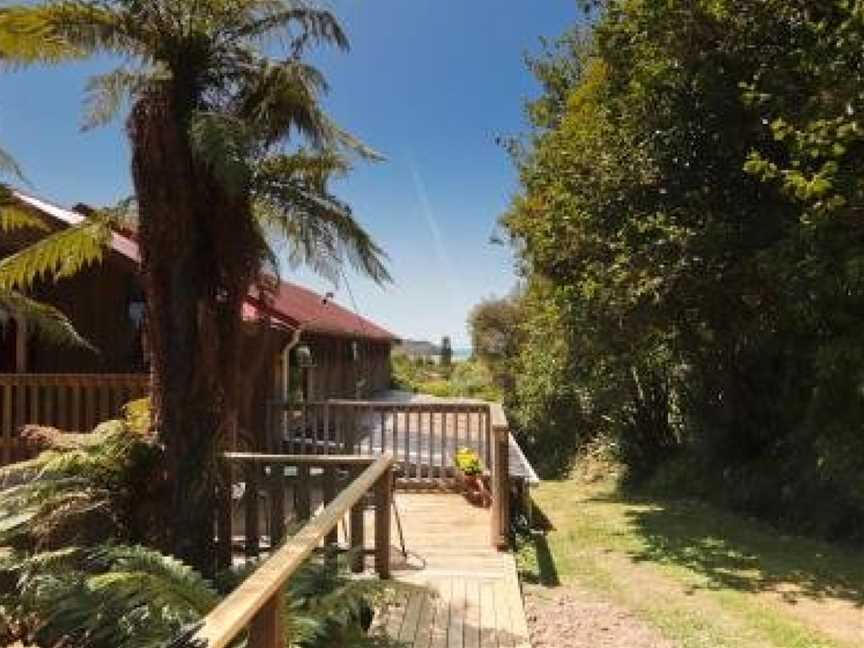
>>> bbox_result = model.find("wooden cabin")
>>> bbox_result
[0,192,398,455]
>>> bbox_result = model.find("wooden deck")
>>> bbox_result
[368,493,530,647]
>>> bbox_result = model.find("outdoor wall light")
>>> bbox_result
[296,344,316,368]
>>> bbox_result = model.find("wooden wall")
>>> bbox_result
[302,335,392,402]
[28,258,145,373]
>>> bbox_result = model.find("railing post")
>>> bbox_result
[374,465,392,579]
[269,462,286,547]
[490,404,510,550]
[216,461,233,570]
[248,589,283,648]
[323,464,338,546]
[349,464,365,573]
[296,463,311,521]
[244,462,260,558]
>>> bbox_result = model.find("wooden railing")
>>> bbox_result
[490,403,511,549]
[0,373,149,464]
[268,399,513,550]
[269,399,493,485]
[201,453,394,648]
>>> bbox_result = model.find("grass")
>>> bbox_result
[519,477,864,648]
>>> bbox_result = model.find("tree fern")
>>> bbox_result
[0,207,111,291]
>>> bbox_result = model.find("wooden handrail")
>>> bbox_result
[197,452,394,648]
[223,452,377,465]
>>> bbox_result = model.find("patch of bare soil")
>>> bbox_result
[524,584,677,648]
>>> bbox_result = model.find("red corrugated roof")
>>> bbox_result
[244,282,398,341]
[13,191,398,343]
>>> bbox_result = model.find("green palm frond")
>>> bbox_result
[254,153,391,285]
[0,210,111,291]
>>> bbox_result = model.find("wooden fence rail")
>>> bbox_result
[268,399,493,486]
[0,373,149,465]
[202,453,395,648]
[267,399,512,550]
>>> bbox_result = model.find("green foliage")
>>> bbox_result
[391,354,500,402]
[501,0,864,540]
[0,160,108,348]
[0,406,404,647]
[0,543,404,648]
[0,544,218,648]
[454,447,482,476]
[467,292,523,396]
[0,413,161,551]
[0,0,390,289]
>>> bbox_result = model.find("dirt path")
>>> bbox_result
[524,584,675,648]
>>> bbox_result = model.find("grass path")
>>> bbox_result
[518,479,864,647]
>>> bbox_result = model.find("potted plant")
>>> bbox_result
[454,447,492,507]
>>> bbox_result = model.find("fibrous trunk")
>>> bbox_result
[128,91,257,576]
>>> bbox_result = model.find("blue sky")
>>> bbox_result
[0,1,579,347]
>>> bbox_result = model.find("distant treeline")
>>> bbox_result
[479,0,864,544]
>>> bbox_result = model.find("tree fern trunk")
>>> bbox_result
[128,92,247,576]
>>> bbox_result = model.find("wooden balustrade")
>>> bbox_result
[268,399,514,550]
[0,373,149,465]
[269,399,493,486]
[200,453,395,648]
[219,453,394,573]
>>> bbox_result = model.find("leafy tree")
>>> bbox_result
[439,335,452,367]
[0,0,390,573]
[467,292,523,395]
[503,0,864,537]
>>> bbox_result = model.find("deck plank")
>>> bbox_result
[448,578,466,648]
[370,493,530,648]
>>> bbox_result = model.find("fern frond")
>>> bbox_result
[0,2,139,61]
[188,111,254,194]
[0,9,81,66]
[87,544,219,612]
[0,289,92,347]
[253,153,391,285]
[0,145,22,179]
[0,211,111,291]
[231,3,349,52]
[0,201,49,232]
[82,66,166,131]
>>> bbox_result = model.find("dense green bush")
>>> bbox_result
[391,354,501,402]
[499,0,864,542]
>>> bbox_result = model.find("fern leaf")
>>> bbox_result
[0,213,111,291]
[0,290,93,347]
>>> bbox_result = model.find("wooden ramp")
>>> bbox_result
[367,493,530,647]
